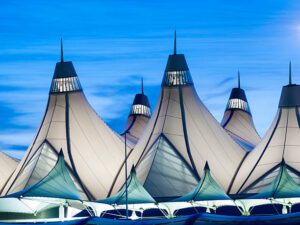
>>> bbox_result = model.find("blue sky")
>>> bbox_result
[1,0,300,158]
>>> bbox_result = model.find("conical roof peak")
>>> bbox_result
[50,40,82,93]
[278,84,300,108]
[132,78,149,106]
[53,61,78,78]
[228,72,247,101]
[228,88,247,101]
[53,39,78,79]
[165,32,188,72]
[162,32,193,86]
[221,70,261,151]
[122,79,151,144]
[278,63,300,108]
[165,54,189,72]
[225,72,251,114]
[129,80,151,117]
[131,94,150,109]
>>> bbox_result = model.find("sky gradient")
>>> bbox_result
[1,0,300,159]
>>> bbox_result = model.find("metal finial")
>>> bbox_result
[289,61,292,85]
[238,70,241,88]
[58,148,64,157]
[60,38,64,62]
[141,77,144,95]
[174,30,177,55]
[204,161,210,170]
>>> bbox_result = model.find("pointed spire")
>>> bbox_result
[131,165,136,174]
[174,30,177,55]
[238,70,241,89]
[289,61,292,85]
[204,161,210,170]
[58,148,64,158]
[141,77,144,95]
[60,38,64,63]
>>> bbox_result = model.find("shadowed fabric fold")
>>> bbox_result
[7,152,81,200]
[174,163,231,202]
[221,73,261,152]
[231,65,300,194]
[97,167,155,205]
[250,163,300,199]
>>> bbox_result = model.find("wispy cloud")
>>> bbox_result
[0,130,34,147]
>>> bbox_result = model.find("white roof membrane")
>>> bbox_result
[230,83,300,194]
[221,85,261,151]
[117,47,247,198]
[0,152,18,192]
[1,53,126,200]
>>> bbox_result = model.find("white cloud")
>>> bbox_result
[87,94,132,121]
[0,130,34,146]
